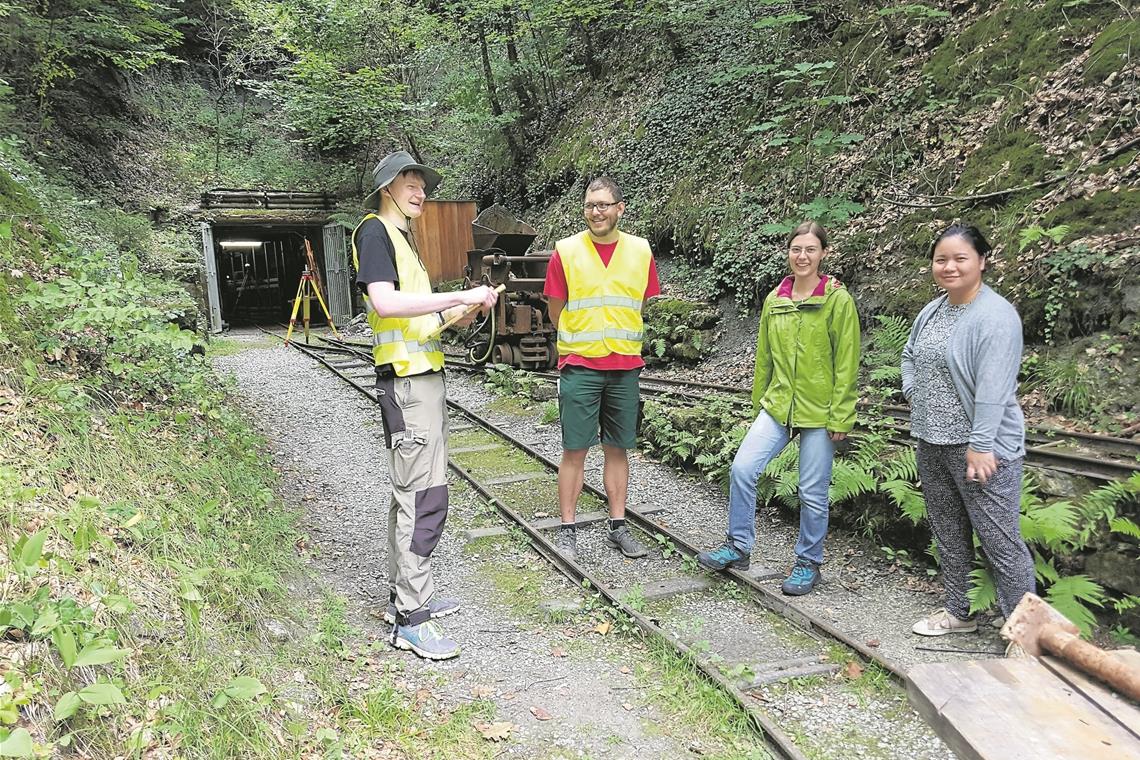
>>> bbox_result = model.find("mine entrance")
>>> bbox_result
[198,190,352,333]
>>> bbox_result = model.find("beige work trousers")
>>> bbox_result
[376,370,449,627]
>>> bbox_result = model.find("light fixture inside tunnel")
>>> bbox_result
[219,240,264,249]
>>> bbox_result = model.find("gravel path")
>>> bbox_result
[211,328,979,759]
[213,332,751,759]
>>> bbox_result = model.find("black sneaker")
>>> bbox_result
[605,525,648,558]
[556,529,577,561]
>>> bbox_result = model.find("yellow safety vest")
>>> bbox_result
[555,231,651,358]
[351,214,445,376]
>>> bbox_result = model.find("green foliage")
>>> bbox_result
[923,0,1115,96]
[1022,240,1114,344]
[276,54,405,153]
[1018,224,1070,252]
[641,297,719,365]
[955,128,1055,198]
[862,314,911,392]
[1024,354,1095,414]
[641,398,749,484]
[966,568,997,615]
[482,363,546,399]
[1046,575,1106,637]
[21,250,204,403]
[0,0,182,133]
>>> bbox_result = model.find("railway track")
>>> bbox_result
[315,335,1140,483]
[262,329,969,760]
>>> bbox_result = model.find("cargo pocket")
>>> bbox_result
[411,484,449,557]
[375,376,405,449]
[391,429,429,491]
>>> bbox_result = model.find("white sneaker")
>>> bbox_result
[912,609,978,636]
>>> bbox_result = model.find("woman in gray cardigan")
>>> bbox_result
[901,224,1035,636]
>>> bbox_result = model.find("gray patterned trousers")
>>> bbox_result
[916,441,1036,619]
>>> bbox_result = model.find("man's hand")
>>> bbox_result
[461,285,499,310]
[828,431,847,442]
[965,448,998,485]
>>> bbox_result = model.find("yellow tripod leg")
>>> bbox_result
[302,278,312,345]
[311,280,342,340]
[285,276,306,344]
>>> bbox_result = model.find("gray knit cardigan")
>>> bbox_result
[901,284,1026,459]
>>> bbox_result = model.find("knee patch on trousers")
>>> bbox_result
[411,484,448,557]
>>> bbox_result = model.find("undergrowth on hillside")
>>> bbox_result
[0,155,493,756]
[634,315,1140,639]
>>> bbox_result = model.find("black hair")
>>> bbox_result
[930,223,991,259]
[786,220,829,249]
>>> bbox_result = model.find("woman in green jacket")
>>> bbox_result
[698,221,860,595]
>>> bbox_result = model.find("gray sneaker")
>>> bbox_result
[391,620,460,660]
[606,525,648,558]
[556,529,577,561]
[384,596,461,625]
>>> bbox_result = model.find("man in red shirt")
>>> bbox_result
[543,177,660,561]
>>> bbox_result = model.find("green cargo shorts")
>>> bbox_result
[558,365,641,450]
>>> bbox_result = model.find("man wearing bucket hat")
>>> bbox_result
[352,150,498,660]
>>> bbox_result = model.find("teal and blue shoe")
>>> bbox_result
[781,558,822,596]
[391,620,460,660]
[697,541,750,571]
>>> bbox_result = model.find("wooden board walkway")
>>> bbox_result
[907,653,1140,760]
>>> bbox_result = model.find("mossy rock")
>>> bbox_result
[955,127,1056,200]
[1083,19,1140,83]
[923,0,1117,96]
[644,296,720,330]
[1043,188,1140,237]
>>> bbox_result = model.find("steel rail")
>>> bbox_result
[448,457,811,760]
[267,329,810,759]
[446,396,909,681]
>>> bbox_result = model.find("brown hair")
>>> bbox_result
[584,176,624,203]
[786,220,829,249]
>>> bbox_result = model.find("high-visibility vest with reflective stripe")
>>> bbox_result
[351,214,445,376]
[555,230,651,358]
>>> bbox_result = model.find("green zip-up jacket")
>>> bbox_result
[751,275,861,432]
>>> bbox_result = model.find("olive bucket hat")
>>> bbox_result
[362,150,443,209]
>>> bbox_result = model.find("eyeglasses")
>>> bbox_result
[584,202,620,213]
[789,246,820,256]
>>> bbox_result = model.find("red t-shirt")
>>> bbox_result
[543,239,661,370]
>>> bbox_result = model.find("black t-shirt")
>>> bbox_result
[354,217,409,293]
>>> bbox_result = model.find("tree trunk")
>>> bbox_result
[503,11,537,121]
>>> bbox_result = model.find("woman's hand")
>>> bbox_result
[965,448,998,485]
[828,431,847,442]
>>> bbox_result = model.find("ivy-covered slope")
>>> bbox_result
[484,1,1137,321]
[446,0,1138,423]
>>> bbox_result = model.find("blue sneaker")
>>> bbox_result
[391,620,460,660]
[384,596,461,625]
[781,559,821,596]
[697,541,750,571]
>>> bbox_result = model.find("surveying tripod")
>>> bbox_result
[284,239,343,345]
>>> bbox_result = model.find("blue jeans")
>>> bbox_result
[727,411,835,564]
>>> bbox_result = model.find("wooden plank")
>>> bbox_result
[908,659,1140,760]
[484,472,548,486]
[744,660,840,689]
[450,444,504,454]
[1040,653,1140,740]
